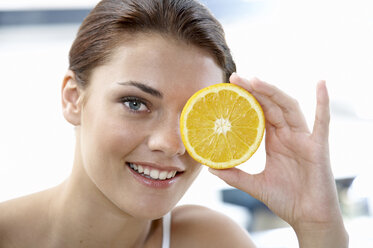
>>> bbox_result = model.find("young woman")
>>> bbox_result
[0,0,348,247]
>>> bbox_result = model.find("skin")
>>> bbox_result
[210,75,349,247]
[0,33,255,247]
[0,32,348,247]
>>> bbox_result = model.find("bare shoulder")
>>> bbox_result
[0,189,54,247]
[171,204,256,248]
[0,195,30,246]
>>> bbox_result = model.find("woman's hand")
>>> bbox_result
[209,74,348,247]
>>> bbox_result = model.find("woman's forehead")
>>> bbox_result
[89,33,224,93]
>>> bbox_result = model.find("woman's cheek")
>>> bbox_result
[105,121,148,155]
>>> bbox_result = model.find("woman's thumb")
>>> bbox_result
[208,167,262,200]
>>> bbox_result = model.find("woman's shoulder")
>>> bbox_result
[171,204,256,248]
[0,189,54,247]
[0,190,50,222]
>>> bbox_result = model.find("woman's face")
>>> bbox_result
[76,33,224,219]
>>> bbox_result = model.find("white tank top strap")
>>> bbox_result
[162,212,172,248]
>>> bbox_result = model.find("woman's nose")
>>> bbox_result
[147,117,186,157]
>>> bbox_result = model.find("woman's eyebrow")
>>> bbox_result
[117,81,163,98]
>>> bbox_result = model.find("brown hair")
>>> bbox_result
[69,0,236,87]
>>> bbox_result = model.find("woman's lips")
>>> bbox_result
[128,162,178,180]
[126,162,182,188]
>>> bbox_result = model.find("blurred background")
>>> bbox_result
[1,0,372,247]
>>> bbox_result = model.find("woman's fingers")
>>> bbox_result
[229,72,253,92]
[312,81,330,144]
[230,74,308,132]
[230,74,287,129]
[250,78,309,132]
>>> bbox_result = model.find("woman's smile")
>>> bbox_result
[126,162,184,189]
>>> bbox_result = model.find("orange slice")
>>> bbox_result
[180,83,265,169]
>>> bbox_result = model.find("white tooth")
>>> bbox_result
[166,171,173,179]
[137,165,144,173]
[144,168,150,175]
[172,171,177,177]
[133,164,138,170]
[150,169,160,179]
[159,171,168,180]
[129,163,134,169]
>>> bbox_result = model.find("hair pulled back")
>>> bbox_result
[69,0,236,87]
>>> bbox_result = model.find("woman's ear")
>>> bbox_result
[61,70,84,126]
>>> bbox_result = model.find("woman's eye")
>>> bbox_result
[122,97,149,112]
